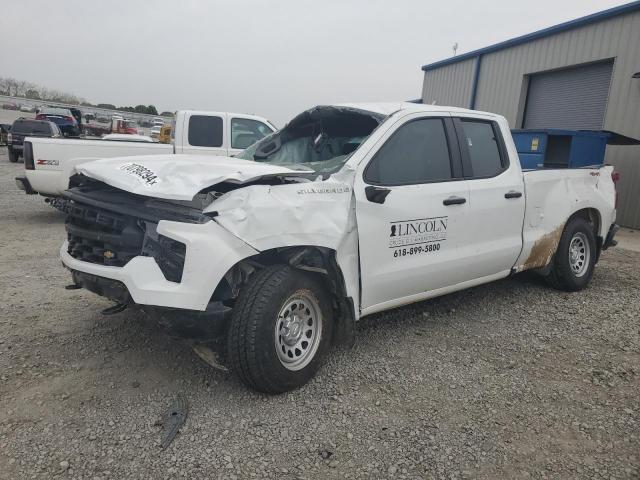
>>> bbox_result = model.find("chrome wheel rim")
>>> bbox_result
[569,232,590,277]
[275,292,322,371]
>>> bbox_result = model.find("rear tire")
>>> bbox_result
[545,217,596,291]
[8,148,18,163]
[227,265,333,393]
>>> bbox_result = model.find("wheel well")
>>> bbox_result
[212,246,356,346]
[570,208,600,235]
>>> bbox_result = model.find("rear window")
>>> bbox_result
[11,120,51,135]
[188,115,223,147]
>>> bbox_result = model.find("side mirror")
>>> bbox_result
[365,186,391,204]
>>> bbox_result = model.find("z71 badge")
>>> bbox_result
[36,159,59,166]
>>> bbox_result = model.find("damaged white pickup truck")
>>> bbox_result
[57,103,619,393]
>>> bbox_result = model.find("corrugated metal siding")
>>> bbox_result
[421,57,476,108]
[523,60,614,129]
[422,10,640,228]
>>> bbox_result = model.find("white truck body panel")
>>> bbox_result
[25,139,171,196]
[61,219,258,310]
[58,103,617,319]
[22,110,275,197]
[73,155,308,201]
[515,166,615,271]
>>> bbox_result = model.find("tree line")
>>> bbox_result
[0,77,166,116]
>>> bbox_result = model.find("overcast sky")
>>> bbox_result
[0,0,627,124]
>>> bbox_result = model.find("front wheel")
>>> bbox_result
[227,265,333,393]
[545,217,596,291]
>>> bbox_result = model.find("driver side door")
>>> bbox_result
[354,112,471,315]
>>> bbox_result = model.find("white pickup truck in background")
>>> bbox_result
[55,103,619,393]
[15,110,275,196]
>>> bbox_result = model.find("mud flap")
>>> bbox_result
[335,297,356,348]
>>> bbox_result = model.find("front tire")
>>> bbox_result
[227,265,333,393]
[545,217,596,291]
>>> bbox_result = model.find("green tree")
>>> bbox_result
[97,103,116,110]
[134,104,147,113]
[146,105,158,116]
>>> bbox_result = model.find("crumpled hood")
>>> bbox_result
[72,154,308,200]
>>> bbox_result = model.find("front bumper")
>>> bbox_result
[61,219,259,311]
[15,175,36,194]
[71,269,232,338]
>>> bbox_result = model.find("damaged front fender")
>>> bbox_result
[206,179,354,251]
[204,172,361,321]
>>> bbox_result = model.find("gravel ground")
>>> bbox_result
[0,148,638,480]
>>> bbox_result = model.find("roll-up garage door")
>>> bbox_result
[523,60,614,129]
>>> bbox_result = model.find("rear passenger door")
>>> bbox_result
[178,112,227,156]
[453,115,525,279]
[355,112,471,313]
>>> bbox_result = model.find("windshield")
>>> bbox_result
[236,106,385,176]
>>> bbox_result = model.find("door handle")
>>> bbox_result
[443,196,466,206]
[365,186,391,204]
[504,190,523,199]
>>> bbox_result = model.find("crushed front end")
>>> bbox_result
[56,179,259,320]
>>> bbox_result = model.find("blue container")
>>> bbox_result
[511,129,611,170]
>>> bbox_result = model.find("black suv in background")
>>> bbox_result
[8,118,61,163]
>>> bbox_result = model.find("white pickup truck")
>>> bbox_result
[15,110,275,196]
[55,103,619,393]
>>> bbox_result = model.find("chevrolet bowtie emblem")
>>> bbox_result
[103,250,115,259]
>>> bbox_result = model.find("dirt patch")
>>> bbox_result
[521,224,565,271]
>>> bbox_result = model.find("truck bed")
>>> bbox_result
[24,137,172,196]
[515,165,616,272]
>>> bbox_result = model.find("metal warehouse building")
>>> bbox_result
[420,1,640,228]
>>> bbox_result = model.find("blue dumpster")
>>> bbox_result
[511,129,612,170]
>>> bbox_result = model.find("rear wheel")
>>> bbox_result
[545,217,596,291]
[227,265,333,393]
[8,147,18,163]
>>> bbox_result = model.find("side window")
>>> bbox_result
[459,120,505,178]
[188,115,223,147]
[231,118,274,149]
[365,118,452,185]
